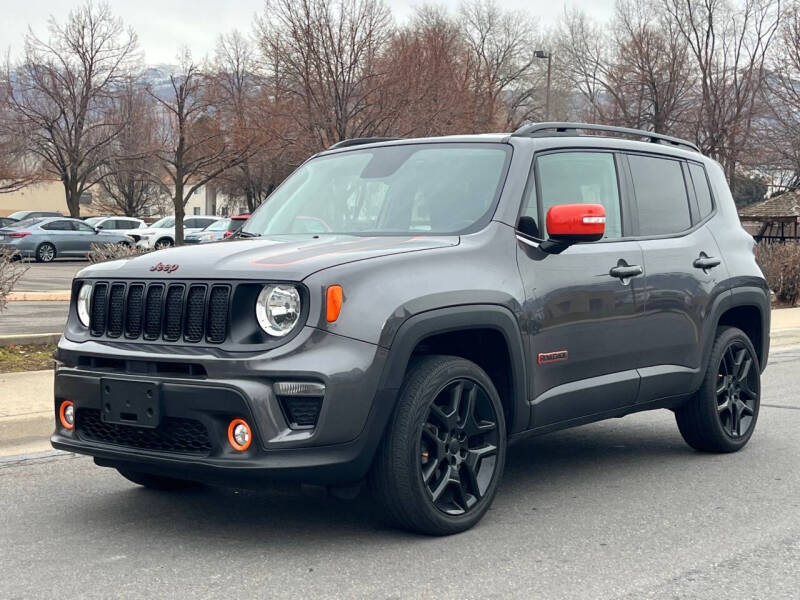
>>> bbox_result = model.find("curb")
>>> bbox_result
[8,291,71,302]
[0,413,54,458]
[0,333,61,347]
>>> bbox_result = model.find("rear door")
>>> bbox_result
[517,150,647,428]
[39,219,77,254]
[623,153,726,402]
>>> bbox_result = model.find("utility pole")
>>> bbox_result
[535,50,552,121]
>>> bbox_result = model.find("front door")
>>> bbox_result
[516,150,646,428]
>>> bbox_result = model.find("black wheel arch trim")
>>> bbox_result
[699,286,770,385]
[378,304,529,434]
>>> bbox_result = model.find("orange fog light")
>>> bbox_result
[326,285,343,323]
[59,400,75,430]
[227,418,252,452]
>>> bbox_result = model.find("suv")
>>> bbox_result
[51,123,769,535]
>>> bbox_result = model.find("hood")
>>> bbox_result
[78,234,459,281]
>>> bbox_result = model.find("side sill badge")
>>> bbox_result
[538,350,568,365]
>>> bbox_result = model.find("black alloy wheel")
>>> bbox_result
[370,355,507,535]
[715,340,758,439]
[676,326,760,453]
[420,378,500,515]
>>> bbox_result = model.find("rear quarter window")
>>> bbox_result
[688,163,714,219]
[628,154,692,236]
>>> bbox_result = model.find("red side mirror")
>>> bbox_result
[546,203,606,242]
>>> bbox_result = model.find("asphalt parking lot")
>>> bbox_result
[13,260,85,292]
[1,349,799,599]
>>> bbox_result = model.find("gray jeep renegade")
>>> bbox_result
[51,123,770,535]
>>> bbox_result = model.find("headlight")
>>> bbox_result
[255,285,301,337]
[77,283,92,328]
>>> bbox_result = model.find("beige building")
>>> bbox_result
[0,180,70,217]
[1,179,243,219]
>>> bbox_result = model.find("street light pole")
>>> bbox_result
[535,50,552,121]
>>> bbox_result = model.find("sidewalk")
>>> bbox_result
[0,370,54,456]
[3,308,800,457]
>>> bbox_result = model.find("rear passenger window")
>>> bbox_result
[41,220,73,231]
[535,152,623,239]
[628,155,691,236]
[688,163,714,219]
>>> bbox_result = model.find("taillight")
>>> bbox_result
[9,231,31,238]
[224,231,233,238]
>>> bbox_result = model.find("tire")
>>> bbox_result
[154,238,173,249]
[116,468,202,491]
[370,355,507,536]
[35,242,56,263]
[675,326,761,453]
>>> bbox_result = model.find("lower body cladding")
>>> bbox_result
[50,327,395,485]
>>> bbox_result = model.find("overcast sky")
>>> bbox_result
[0,0,616,65]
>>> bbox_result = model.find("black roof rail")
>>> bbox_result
[328,137,400,150]
[511,122,699,153]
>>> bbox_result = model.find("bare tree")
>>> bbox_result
[459,0,541,130]
[210,32,277,212]
[2,2,138,216]
[256,0,394,151]
[97,77,163,216]
[384,5,475,137]
[150,53,253,244]
[665,0,781,187]
[557,1,693,133]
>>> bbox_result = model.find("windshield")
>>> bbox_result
[205,219,231,231]
[242,143,511,236]
[150,217,175,228]
[7,211,32,220]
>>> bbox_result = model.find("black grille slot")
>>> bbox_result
[125,283,145,338]
[163,284,185,341]
[76,409,212,455]
[279,396,322,429]
[184,285,206,342]
[90,283,108,336]
[206,286,230,343]
[106,284,126,337]
[144,285,164,340]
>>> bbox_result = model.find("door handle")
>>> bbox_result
[693,254,721,270]
[609,264,643,279]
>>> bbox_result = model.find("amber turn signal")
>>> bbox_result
[326,285,343,323]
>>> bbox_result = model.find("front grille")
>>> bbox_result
[89,281,231,344]
[76,408,212,455]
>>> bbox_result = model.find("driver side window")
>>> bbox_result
[520,152,623,239]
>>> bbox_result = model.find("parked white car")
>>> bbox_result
[84,216,147,232]
[135,216,223,249]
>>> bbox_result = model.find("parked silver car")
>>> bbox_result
[0,217,133,262]
[184,218,231,244]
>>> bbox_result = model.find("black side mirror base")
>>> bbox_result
[539,239,571,254]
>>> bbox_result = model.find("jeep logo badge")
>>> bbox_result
[150,262,179,273]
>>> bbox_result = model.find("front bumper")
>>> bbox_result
[51,328,396,485]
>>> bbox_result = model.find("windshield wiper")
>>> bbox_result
[236,231,261,239]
